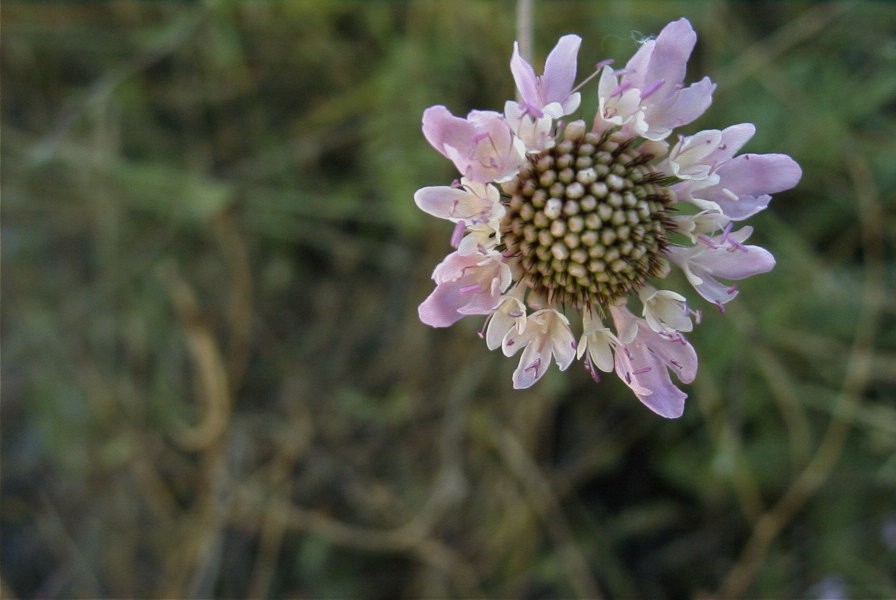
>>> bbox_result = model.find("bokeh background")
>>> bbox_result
[3,1,895,598]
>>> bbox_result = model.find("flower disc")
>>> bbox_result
[501,129,675,308]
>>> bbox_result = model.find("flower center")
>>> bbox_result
[500,127,675,309]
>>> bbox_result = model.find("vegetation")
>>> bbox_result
[3,1,895,598]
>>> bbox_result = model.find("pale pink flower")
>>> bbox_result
[418,251,511,327]
[481,289,528,350]
[415,19,800,417]
[502,308,576,389]
[638,286,695,334]
[414,179,505,253]
[504,100,556,153]
[668,225,776,307]
[684,152,802,220]
[422,106,526,183]
[577,311,619,380]
[510,34,582,119]
[669,124,803,220]
[665,124,754,182]
[595,18,715,141]
[610,306,697,419]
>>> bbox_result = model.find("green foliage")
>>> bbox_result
[3,1,895,599]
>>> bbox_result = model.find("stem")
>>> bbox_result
[516,0,534,67]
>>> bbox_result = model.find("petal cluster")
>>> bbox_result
[416,19,800,418]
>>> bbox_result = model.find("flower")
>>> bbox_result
[510,33,582,119]
[502,308,576,389]
[595,18,716,141]
[415,19,801,417]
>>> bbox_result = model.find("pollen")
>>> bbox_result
[500,124,675,308]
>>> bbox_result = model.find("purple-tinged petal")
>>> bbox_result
[418,251,510,327]
[510,41,540,108]
[609,306,696,418]
[624,18,696,100]
[636,328,698,384]
[512,341,546,389]
[542,34,582,112]
[667,129,722,180]
[704,123,756,164]
[699,243,776,280]
[615,344,687,418]
[503,309,575,389]
[669,227,776,305]
[504,100,555,152]
[422,105,475,161]
[511,34,582,118]
[414,180,503,227]
[694,153,802,220]
[414,186,474,220]
[421,106,525,183]
[482,292,527,350]
[643,77,715,140]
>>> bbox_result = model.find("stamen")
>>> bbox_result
[520,102,544,119]
[698,235,719,249]
[584,360,601,382]
[640,79,665,99]
[571,60,612,94]
[610,81,632,98]
[525,358,542,375]
[451,221,466,247]
[719,223,748,253]
[723,188,739,201]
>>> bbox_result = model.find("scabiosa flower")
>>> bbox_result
[416,18,801,418]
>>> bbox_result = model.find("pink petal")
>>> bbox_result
[625,18,696,98]
[418,282,474,327]
[615,343,687,418]
[511,34,581,116]
[703,243,776,280]
[512,342,546,389]
[418,252,508,327]
[705,123,756,164]
[697,153,801,220]
[414,186,471,220]
[716,153,803,195]
[541,34,582,108]
[510,42,540,108]
[644,77,715,139]
[422,105,474,160]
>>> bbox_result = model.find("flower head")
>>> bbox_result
[415,19,800,417]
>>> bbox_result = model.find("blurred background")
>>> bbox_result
[2,1,895,598]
